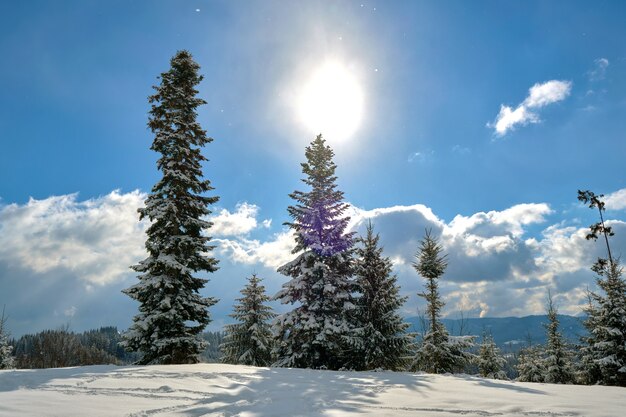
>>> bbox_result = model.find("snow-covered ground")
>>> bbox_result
[0,364,624,416]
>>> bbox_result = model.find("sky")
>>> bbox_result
[1,0,626,337]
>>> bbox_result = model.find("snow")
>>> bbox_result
[1,364,624,416]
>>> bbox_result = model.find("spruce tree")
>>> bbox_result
[543,292,573,384]
[349,222,415,371]
[273,134,354,370]
[577,294,603,384]
[516,344,546,383]
[221,274,275,367]
[477,332,507,379]
[0,307,15,370]
[582,261,626,386]
[411,230,473,373]
[122,50,219,365]
[578,190,626,386]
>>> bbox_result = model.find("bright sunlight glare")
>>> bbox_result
[297,62,364,143]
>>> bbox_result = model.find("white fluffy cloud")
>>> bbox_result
[489,80,572,136]
[0,190,147,286]
[0,192,281,335]
[524,80,572,108]
[447,203,553,239]
[216,197,621,318]
[0,195,277,287]
[491,105,538,136]
[605,187,626,210]
[349,203,622,317]
[210,202,271,236]
[1,189,624,334]
[215,231,296,269]
[346,202,557,317]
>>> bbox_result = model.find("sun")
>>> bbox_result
[297,61,364,143]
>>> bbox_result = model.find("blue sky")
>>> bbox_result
[1,0,625,336]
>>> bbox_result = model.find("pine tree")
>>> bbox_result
[582,261,626,386]
[348,222,415,371]
[578,190,626,386]
[411,230,473,373]
[577,294,602,384]
[543,292,573,384]
[273,134,354,370]
[122,50,219,365]
[516,343,546,383]
[477,332,507,379]
[221,274,276,367]
[0,307,15,370]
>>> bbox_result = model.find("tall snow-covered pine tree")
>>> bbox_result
[122,50,219,365]
[221,274,275,366]
[349,221,415,371]
[582,261,626,386]
[578,190,626,386]
[411,230,473,373]
[273,134,354,370]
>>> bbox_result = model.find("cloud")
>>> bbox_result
[349,203,444,230]
[447,203,553,239]
[523,80,572,108]
[0,191,148,335]
[215,230,296,269]
[588,58,609,81]
[490,105,539,136]
[0,190,147,286]
[0,191,284,335]
[534,220,626,293]
[310,203,547,287]
[489,80,572,136]
[604,188,626,210]
[345,203,554,316]
[210,204,292,268]
[210,203,271,237]
[0,193,274,287]
[407,150,434,163]
[218,201,553,285]
[2,189,624,335]
[225,198,621,319]
[533,224,591,276]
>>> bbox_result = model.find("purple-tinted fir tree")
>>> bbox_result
[348,221,415,371]
[578,190,626,386]
[273,134,354,370]
[122,51,219,365]
[221,274,275,366]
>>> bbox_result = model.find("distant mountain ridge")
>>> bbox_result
[405,315,586,349]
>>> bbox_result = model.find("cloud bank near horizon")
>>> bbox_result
[1,188,625,334]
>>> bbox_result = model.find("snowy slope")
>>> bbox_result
[0,364,624,417]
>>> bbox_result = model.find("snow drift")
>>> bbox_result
[0,364,624,416]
